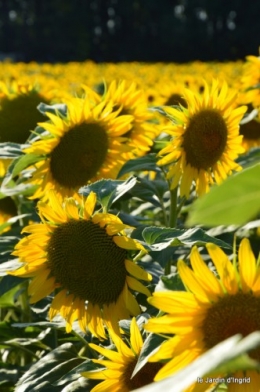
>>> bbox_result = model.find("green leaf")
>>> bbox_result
[129,178,162,207]
[240,108,258,124]
[0,143,25,159]
[117,154,160,178]
[235,147,260,168]
[11,153,44,178]
[79,176,137,210]
[187,163,260,227]
[142,227,231,251]
[132,333,166,378]
[0,366,20,387]
[0,236,20,255]
[155,272,185,292]
[54,359,102,386]
[0,214,30,234]
[37,102,67,117]
[15,343,83,392]
[61,377,94,392]
[0,278,23,304]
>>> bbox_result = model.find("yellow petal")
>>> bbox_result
[190,246,223,299]
[130,317,143,356]
[147,291,199,314]
[154,348,199,381]
[84,191,97,219]
[206,243,238,294]
[88,343,125,364]
[125,259,152,281]
[64,198,79,220]
[178,260,211,302]
[239,238,256,292]
[126,276,150,297]
[87,303,106,339]
[113,236,146,252]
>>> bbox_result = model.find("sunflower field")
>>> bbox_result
[0,56,260,392]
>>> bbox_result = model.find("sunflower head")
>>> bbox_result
[102,80,159,156]
[145,238,260,385]
[0,196,18,233]
[82,317,162,392]
[240,55,260,109]
[0,80,54,144]
[157,80,247,197]
[23,96,135,201]
[10,190,151,338]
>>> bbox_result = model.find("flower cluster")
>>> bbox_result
[0,58,259,392]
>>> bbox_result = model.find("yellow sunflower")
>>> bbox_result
[103,80,159,156]
[0,80,54,144]
[157,80,247,197]
[145,238,260,390]
[240,55,260,109]
[24,96,134,200]
[239,108,260,151]
[10,191,151,339]
[82,317,162,392]
[0,196,18,233]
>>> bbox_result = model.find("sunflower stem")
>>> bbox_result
[164,260,172,275]
[71,330,92,356]
[20,281,31,324]
[169,187,178,228]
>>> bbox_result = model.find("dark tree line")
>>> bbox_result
[0,0,259,63]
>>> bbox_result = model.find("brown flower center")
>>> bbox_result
[202,292,260,360]
[183,109,228,170]
[47,220,127,305]
[240,120,260,140]
[122,358,162,390]
[0,92,49,143]
[0,197,17,218]
[49,122,109,188]
[164,93,187,108]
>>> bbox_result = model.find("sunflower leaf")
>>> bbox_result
[79,176,137,209]
[142,227,232,250]
[11,153,44,178]
[0,275,24,296]
[0,142,26,159]
[187,163,260,227]
[117,154,160,178]
[37,102,67,117]
[14,343,83,392]
[54,359,103,386]
[131,333,166,379]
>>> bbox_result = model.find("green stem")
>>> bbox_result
[71,330,95,358]
[20,281,31,324]
[164,259,172,275]
[160,198,168,226]
[169,187,178,228]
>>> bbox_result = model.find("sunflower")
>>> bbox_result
[0,196,18,233]
[102,80,159,156]
[158,80,187,108]
[240,55,260,109]
[10,191,151,339]
[145,238,260,389]
[239,106,260,151]
[0,80,53,144]
[82,317,162,392]
[24,96,134,200]
[157,80,247,197]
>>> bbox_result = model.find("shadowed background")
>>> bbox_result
[1,0,259,63]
